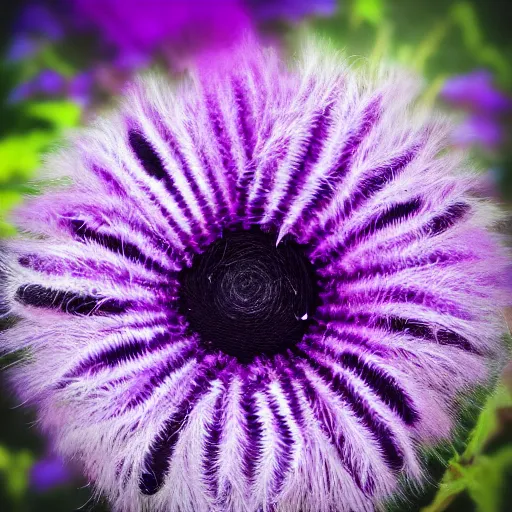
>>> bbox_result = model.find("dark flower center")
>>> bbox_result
[178,227,319,363]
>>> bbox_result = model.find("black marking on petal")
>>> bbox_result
[306,339,418,425]
[437,328,478,352]
[331,285,472,320]
[122,131,194,250]
[305,97,381,221]
[289,363,372,494]
[426,202,470,236]
[380,316,479,354]
[15,284,127,316]
[346,198,423,248]
[59,332,182,383]
[123,346,198,411]
[266,390,295,496]
[334,250,474,282]
[277,359,306,431]
[385,316,440,339]
[128,130,204,245]
[241,379,264,482]
[320,198,422,262]
[272,104,335,226]
[297,350,405,473]
[139,361,227,495]
[203,386,226,497]
[71,220,169,274]
[156,119,219,240]
[129,130,169,182]
[317,309,479,354]
[334,143,422,228]
[310,324,388,356]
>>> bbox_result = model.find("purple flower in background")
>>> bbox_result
[441,70,511,113]
[8,81,35,103]
[248,0,336,20]
[35,69,66,95]
[6,34,38,61]
[451,113,503,148]
[68,72,94,106]
[17,3,64,41]
[30,454,72,492]
[70,0,335,69]
[441,70,511,149]
[72,0,251,70]
[8,69,66,104]
[8,0,336,105]
[7,3,64,63]
[1,43,509,511]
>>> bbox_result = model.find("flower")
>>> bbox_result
[7,0,251,105]
[248,0,337,20]
[0,42,510,512]
[441,70,512,150]
[71,0,251,69]
[451,113,503,148]
[8,0,336,105]
[441,70,511,114]
[30,454,73,492]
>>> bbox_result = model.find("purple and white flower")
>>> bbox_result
[0,43,510,512]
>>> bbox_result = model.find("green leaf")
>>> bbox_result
[451,1,511,85]
[421,463,469,512]
[463,448,512,512]
[420,385,512,512]
[463,384,512,460]
[0,445,34,502]
[24,101,81,129]
[0,190,23,237]
[351,0,384,27]
[0,132,57,182]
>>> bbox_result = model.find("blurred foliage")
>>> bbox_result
[308,0,512,204]
[0,86,81,235]
[1,0,512,511]
[312,0,512,84]
[422,384,512,512]
[0,47,81,236]
[0,445,33,505]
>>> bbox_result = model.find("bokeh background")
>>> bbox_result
[1,1,511,511]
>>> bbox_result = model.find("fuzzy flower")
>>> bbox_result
[0,43,510,512]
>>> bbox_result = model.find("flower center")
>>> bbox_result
[178,227,318,363]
